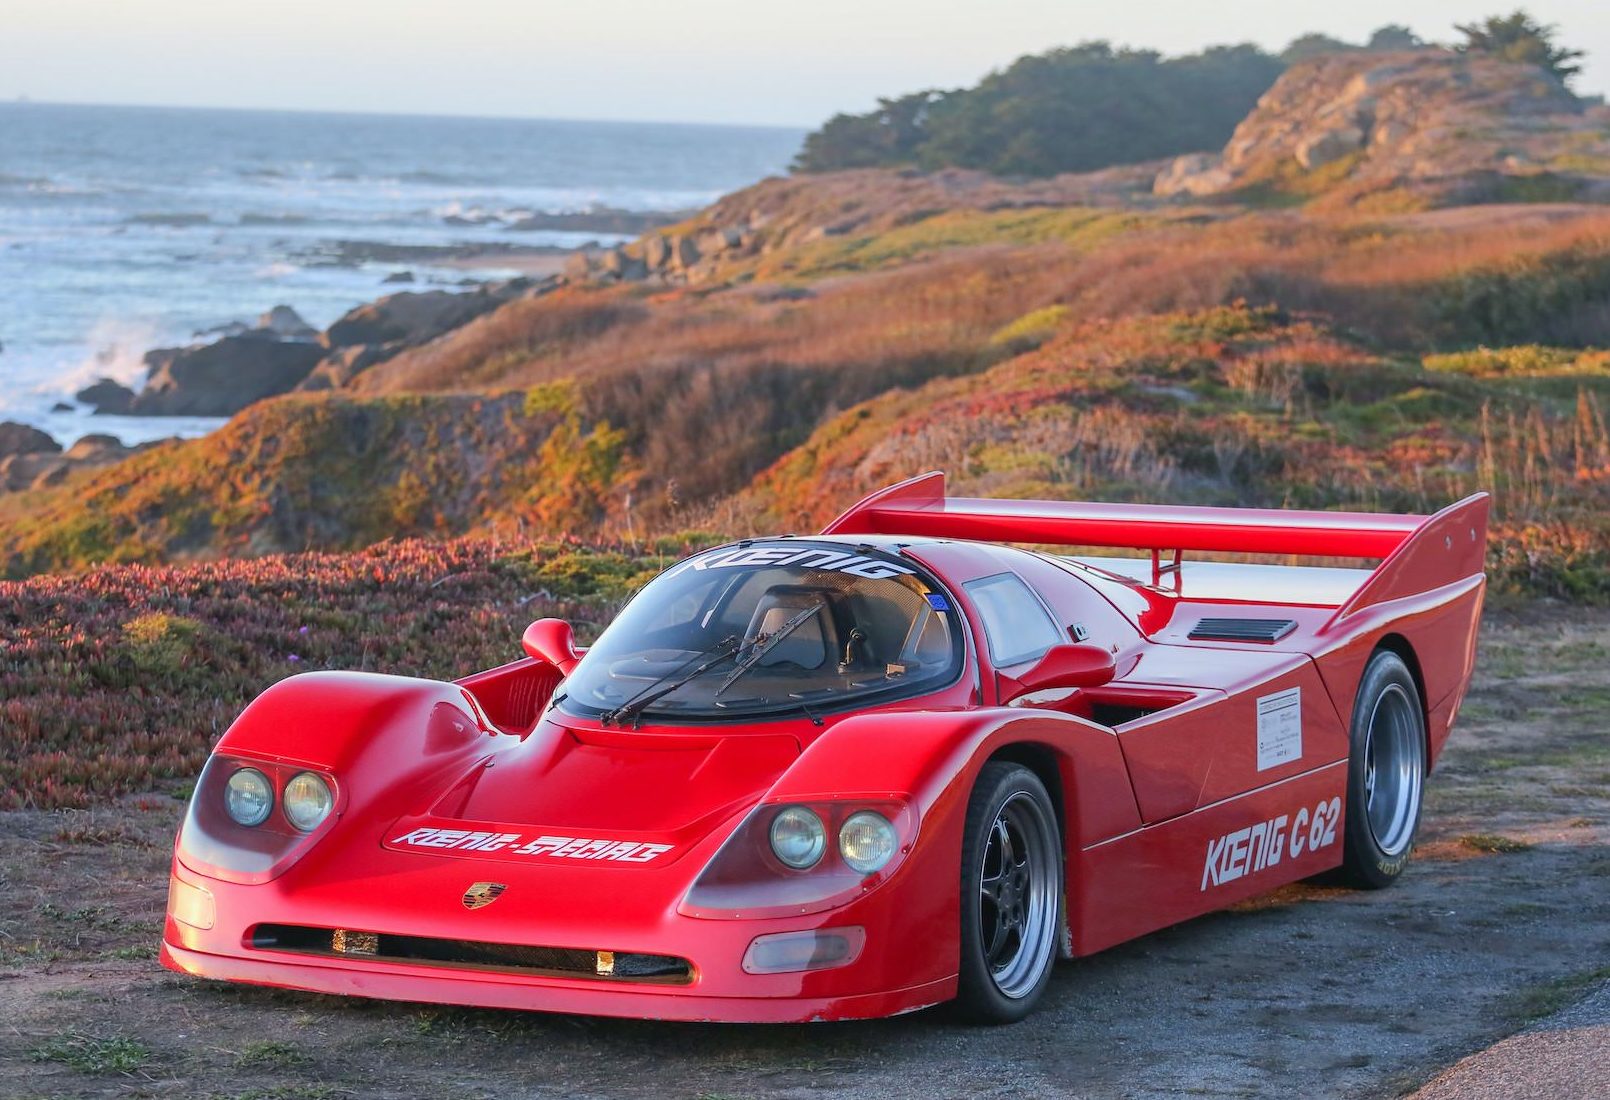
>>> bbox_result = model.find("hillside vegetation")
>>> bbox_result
[3,44,1609,600]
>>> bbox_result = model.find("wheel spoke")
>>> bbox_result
[985,908,1010,961]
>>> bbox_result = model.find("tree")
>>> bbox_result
[1367,25,1423,51]
[795,41,1283,178]
[1455,10,1585,84]
[1282,33,1355,64]
[793,91,939,172]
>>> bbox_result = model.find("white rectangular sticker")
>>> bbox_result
[1256,687,1302,771]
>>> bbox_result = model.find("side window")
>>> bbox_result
[963,573,1064,668]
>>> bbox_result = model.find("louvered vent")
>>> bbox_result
[1188,618,1297,643]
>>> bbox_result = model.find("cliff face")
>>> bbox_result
[1155,49,1610,207]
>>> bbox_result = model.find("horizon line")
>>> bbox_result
[2,95,813,133]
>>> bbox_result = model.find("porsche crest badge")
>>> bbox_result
[461,881,507,910]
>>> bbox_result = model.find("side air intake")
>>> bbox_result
[1188,618,1297,643]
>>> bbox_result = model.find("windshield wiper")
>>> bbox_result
[600,636,739,728]
[713,601,823,699]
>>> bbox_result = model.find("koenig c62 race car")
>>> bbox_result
[162,473,1489,1023]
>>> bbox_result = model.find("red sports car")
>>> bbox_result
[161,473,1489,1023]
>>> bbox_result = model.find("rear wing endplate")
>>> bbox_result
[823,472,1489,625]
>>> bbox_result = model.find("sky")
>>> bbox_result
[3,1,1606,127]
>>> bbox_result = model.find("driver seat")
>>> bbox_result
[741,586,840,670]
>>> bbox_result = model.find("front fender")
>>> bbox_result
[215,671,494,781]
[750,708,1142,985]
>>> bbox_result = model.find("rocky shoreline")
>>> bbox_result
[0,269,571,493]
[68,277,557,420]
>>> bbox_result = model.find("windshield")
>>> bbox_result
[560,542,963,722]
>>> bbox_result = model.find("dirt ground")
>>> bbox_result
[2,604,1607,1100]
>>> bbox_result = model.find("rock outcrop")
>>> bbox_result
[0,429,145,493]
[76,378,136,415]
[1153,49,1610,205]
[134,335,326,416]
[0,421,62,457]
[299,278,549,391]
[258,305,318,341]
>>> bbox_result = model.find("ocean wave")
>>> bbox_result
[52,319,165,394]
[400,169,468,185]
[125,212,213,227]
[0,172,52,188]
[238,213,312,226]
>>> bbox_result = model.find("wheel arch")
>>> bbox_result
[985,741,1066,836]
[983,740,1073,958]
[1373,632,1430,747]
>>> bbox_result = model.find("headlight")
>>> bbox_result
[283,772,334,832]
[769,806,826,869]
[839,810,897,875]
[224,767,274,827]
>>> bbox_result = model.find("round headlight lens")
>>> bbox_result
[283,772,334,832]
[839,811,897,875]
[224,767,274,827]
[769,806,826,869]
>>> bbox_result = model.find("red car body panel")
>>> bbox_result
[162,472,1489,1022]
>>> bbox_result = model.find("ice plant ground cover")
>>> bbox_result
[0,537,684,810]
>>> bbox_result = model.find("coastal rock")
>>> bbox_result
[382,271,416,284]
[133,336,325,416]
[76,378,136,415]
[63,433,128,461]
[258,304,318,341]
[563,252,594,280]
[596,247,647,281]
[322,287,520,349]
[1148,49,1604,205]
[297,343,402,391]
[0,421,62,457]
[51,401,74,413]
[1295,125,1364,169]
[669,235,700,269]
[0,432,136,493]
[698,227,742,255]
[195,320,252,339]
[1153,153,1234,197]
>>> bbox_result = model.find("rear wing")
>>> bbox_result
[823,472,1489,625]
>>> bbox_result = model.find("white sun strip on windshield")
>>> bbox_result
[669,546,918,580]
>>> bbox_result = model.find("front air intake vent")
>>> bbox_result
[1188,618,1297,643]
[251,924,692,984]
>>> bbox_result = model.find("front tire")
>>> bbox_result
[1338,649,1427,889]
[955,762,1062,1024]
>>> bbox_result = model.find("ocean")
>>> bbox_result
[0,102,803,446]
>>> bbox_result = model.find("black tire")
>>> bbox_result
[1338,649,1427,889]
[954,762,1062,1024]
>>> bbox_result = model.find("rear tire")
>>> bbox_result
[1338,649,1426,889]
[954,762,1062,1024]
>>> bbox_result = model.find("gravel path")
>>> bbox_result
[1412,980,1610,1100]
